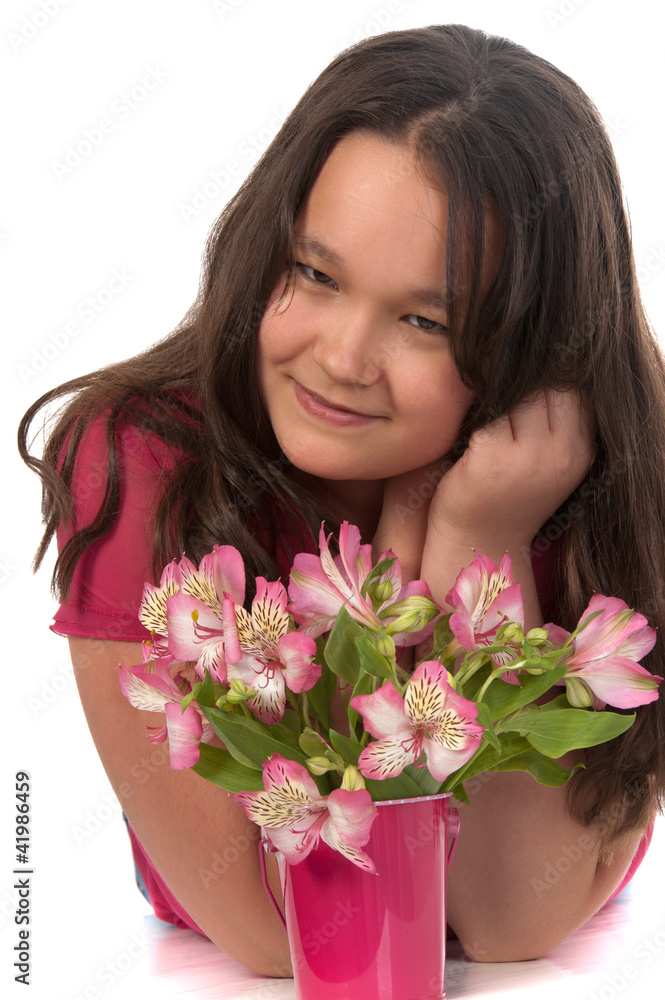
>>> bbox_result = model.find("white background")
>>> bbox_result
[2,1,664,999]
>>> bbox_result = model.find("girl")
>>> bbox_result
[19,24,665,975]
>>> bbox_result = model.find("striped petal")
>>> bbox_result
[447,553,524,649]
[357,735,417,779]
[227,655,287,724]
[118,662,179,712]
[139,559,180,635]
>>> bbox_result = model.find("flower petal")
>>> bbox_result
[166,593,226,675]
[572,657,661,709]
[350,680,410,740]
[357,736,416,779]
[277,632,320,693]
[119,663,177,711]
[321,789,377,872]
[138,559,180,635]
[227,655,287,724]
[263,755,323,801]
[164,701,202,769]
[210,544,246,606]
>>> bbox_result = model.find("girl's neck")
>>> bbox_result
[289,468,384,542]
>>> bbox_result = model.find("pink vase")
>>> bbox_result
[260,793,460,1000]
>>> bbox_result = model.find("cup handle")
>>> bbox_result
[447,807,461,867]
[259,837,287,931]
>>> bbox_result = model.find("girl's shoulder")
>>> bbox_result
[52,400,196,642]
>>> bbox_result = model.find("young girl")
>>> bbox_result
[20,24,665,975]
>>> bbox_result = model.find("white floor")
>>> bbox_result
[62,818,665,1000]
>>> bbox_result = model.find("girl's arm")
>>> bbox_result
[375,391,646,961]
[68,636,292,977]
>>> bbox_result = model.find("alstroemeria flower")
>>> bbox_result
[233,755,377,872]
[118,658,213,768]
[223,578,319,724]
[165,545,247,682]
[289,521,436,646]
[547,595,660,709]
[351,661,484,782]
[139,559,181,662]
[446,552,524,652]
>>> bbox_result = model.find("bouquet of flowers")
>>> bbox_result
[120,522,660,874]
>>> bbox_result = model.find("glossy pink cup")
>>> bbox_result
[260,793,460,1000]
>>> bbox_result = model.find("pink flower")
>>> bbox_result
[351,661,484,782]
[164,544,246,682]
[118,658,213,769]
[233,755,377,872]
[223,578,319,725]
[138,559,181,662]
[288,521,436,646]
[548,595,660,709]
[446,552,524,652]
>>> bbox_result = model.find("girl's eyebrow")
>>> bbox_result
[294,234,451,317]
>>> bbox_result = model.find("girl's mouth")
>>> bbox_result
[293,381,378,427]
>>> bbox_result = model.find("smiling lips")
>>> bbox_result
[293,380,378,427]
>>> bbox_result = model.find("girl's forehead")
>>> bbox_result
[294,132,502,292]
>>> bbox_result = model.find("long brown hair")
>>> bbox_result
[19,24,665,845]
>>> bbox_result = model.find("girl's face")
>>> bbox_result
[257,132,488,498]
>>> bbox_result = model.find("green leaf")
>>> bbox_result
[347,671,376,738]
[192,743,264,792]
[538,694,572,712]
[484,663,569,722]
[441,732,530,793]
[329,729,361,766]
[324,606,363,685]
[280,708,302,738]
[474,701,500,752]
[490,749,577,787]
[305,655,336,730]
[431,613,454,658]
[202,708,308,771]
[501,707,636,757]
[403,763,440,795]
[196,669,217,708]
[452,783,470,805]
[355,632,394,679]
[364,772,425,801]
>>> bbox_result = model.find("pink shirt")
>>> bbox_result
[50,417,650,936]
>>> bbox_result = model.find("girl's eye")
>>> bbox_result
[406,314,447,332]
[296,263,337,287]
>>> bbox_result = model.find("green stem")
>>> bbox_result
[455,652,489,688]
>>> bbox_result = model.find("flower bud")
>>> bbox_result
[526,627,549,646]
[370,580,393,605]
[306,756,338,775]
[226,679,256,704]
[377,634,396,658]
[341,765,366,791]
[498,622,524,644]
[387,610,428,635]
[564,676,594,708]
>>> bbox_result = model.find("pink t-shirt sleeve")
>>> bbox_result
[50,417,175,642]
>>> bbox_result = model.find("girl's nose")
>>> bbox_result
[311,306,383,386]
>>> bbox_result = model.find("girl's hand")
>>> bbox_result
[374,390,594,628]
[427,389,595,554]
